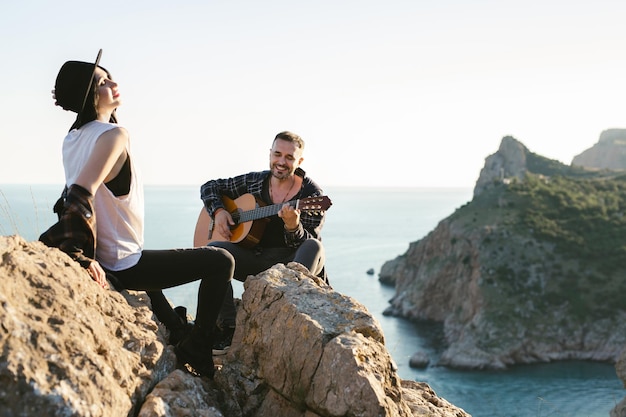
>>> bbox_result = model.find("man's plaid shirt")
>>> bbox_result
[200,168,326,248]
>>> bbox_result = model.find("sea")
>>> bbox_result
[1,184,623,417]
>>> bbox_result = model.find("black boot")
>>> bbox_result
[167,306,193,346]
[174,324,215,378]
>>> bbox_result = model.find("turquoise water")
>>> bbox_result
[1,184,623,417]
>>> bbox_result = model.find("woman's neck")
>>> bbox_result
[96,112,113,123]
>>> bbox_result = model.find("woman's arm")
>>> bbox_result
[75,127,129,286]
[40,127,129,289]
[75,127,129,195]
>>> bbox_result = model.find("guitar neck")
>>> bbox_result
[236,200,297,224]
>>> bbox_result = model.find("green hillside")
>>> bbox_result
[450,157,626,327]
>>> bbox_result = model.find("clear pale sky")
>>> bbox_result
[1,0,625,188]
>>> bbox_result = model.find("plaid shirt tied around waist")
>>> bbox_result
[39,184,96,269]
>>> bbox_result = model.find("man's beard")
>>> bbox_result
[271,165,292,180]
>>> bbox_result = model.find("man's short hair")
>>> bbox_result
[274,131,305,150]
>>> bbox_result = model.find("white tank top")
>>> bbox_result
[62,120,144,271]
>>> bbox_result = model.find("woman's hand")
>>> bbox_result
[86,260,108,289]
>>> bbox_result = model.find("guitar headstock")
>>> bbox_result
[297,196,332,214]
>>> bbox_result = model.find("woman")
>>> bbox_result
[40,49,232,378]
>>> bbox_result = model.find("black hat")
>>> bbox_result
[54,49,102,115]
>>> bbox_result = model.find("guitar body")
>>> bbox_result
[194,194,268,248]
[194,193,332,248]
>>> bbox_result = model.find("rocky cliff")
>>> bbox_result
[572,128,626,170]
[380,136,626,414]
[472,135,528,197]
[0,235,470,417]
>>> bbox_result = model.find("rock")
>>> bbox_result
[409,351,430,369]
[611,347,626,417]
[217,263,405,416]
[366,268,375,275]
[473,136,528,197]
[0,235,175,417]
[572,128,626,171]
[211,262,470,416]
[1,235,471,417]
[400,380,469,417]
[378,253,408,286]
[138,370,224,417]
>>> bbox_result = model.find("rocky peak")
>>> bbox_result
[572,128,626,170]
[473,136,529,197]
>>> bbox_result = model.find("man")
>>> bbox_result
[200,131,328,354]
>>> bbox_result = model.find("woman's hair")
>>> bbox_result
[70,67,118,130]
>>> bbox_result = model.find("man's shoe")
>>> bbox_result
[212,326,235,356]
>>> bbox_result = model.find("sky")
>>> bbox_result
[1,0,626,188]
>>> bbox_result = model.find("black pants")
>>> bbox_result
[209,239,325,328]
[108,246,234,330]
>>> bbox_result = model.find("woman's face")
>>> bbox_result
[94,67,121,115]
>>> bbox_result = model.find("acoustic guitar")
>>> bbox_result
[194,193,332,248]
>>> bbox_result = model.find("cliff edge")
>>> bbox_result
[0,235,470,417]
[380,135,626,414]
